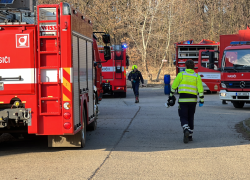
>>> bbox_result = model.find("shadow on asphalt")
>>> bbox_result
[0,88,250,155]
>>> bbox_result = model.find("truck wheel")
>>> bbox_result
[87,119,97,131]
[81,109,87,148]
[233,101,245,108]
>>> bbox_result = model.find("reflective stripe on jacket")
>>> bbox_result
[170,69,204,103]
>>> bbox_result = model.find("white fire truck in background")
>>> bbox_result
[0,0,111,147]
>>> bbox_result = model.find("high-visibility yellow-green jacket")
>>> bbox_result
[170,69,204,103]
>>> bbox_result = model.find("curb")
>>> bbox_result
[243,120,250,132]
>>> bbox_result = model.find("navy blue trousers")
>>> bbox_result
[178,102,197,131]
[132,82,140,97]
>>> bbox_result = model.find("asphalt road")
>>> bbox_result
[1,88,250,180]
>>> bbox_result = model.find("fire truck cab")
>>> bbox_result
[219,28,250,108]
[0,1,111,147]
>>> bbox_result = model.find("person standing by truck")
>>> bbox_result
[167,60,204,143]
[128,65,145,103]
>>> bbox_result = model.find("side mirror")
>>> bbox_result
[104,46,111,60]
[102,34,110,44]
[209,52,215,69]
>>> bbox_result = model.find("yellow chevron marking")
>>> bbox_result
[63,94,70,101]
[63,77,71,92]
[64,68,71,75]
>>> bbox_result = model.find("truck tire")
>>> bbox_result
[233,101,245,108]
[81,109,87,148]
[87,119,97,131]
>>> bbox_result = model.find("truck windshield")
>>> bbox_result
[222,49,250,71]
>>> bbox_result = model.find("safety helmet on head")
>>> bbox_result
[132,65,138,70]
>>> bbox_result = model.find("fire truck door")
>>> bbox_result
[198,50,221,91]
[0,28,35,95]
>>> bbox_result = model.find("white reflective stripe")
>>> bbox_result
[102,66,125,72]
[179,84,197,89]
[199,92,204,96]
[0,68,35,84]
[183,72,198,77]
[35,68,37,84]
[179,89,198,93]
[179,98,197,102]
[41,69,57,82]
[183,124,189,128]
[102,67,114,72]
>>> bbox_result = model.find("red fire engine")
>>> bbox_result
[174,39,220,92]
[216,28,250,108]
[99,44,129,97]
[0,1,111,147]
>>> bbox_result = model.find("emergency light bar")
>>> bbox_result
[0,0,14,4]
[122,44,127,48]
[230,41,250,45]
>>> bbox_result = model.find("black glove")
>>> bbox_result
[167,95,176,107]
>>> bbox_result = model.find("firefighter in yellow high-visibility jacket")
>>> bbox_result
[168,60,204,143]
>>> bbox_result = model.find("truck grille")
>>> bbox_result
[222,81,250,89]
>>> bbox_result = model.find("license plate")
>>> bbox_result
[236,92,249,96]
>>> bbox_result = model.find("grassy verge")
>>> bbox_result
[235,119,250,141]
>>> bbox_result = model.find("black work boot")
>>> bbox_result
[135,96,139,103]
[188,136,193,141]
[183,129,190,144]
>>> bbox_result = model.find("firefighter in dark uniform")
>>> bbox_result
[168,60,204,143]
[128,65,145,103]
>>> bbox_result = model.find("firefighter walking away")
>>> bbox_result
[128,65,145,103]
[167,60,204,143]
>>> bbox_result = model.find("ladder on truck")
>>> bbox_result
[37,5,61,115]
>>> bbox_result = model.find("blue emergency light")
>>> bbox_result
[0,0,14,4]
[230,41,250,45]
[122,44,127,48]
[229,83,233,86]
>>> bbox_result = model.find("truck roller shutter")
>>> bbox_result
[87,41,94,118]
[73,35,80,129]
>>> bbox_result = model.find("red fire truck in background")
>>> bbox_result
[174,39,220,93]
[0,1,111,147]
[99,44,129,98]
